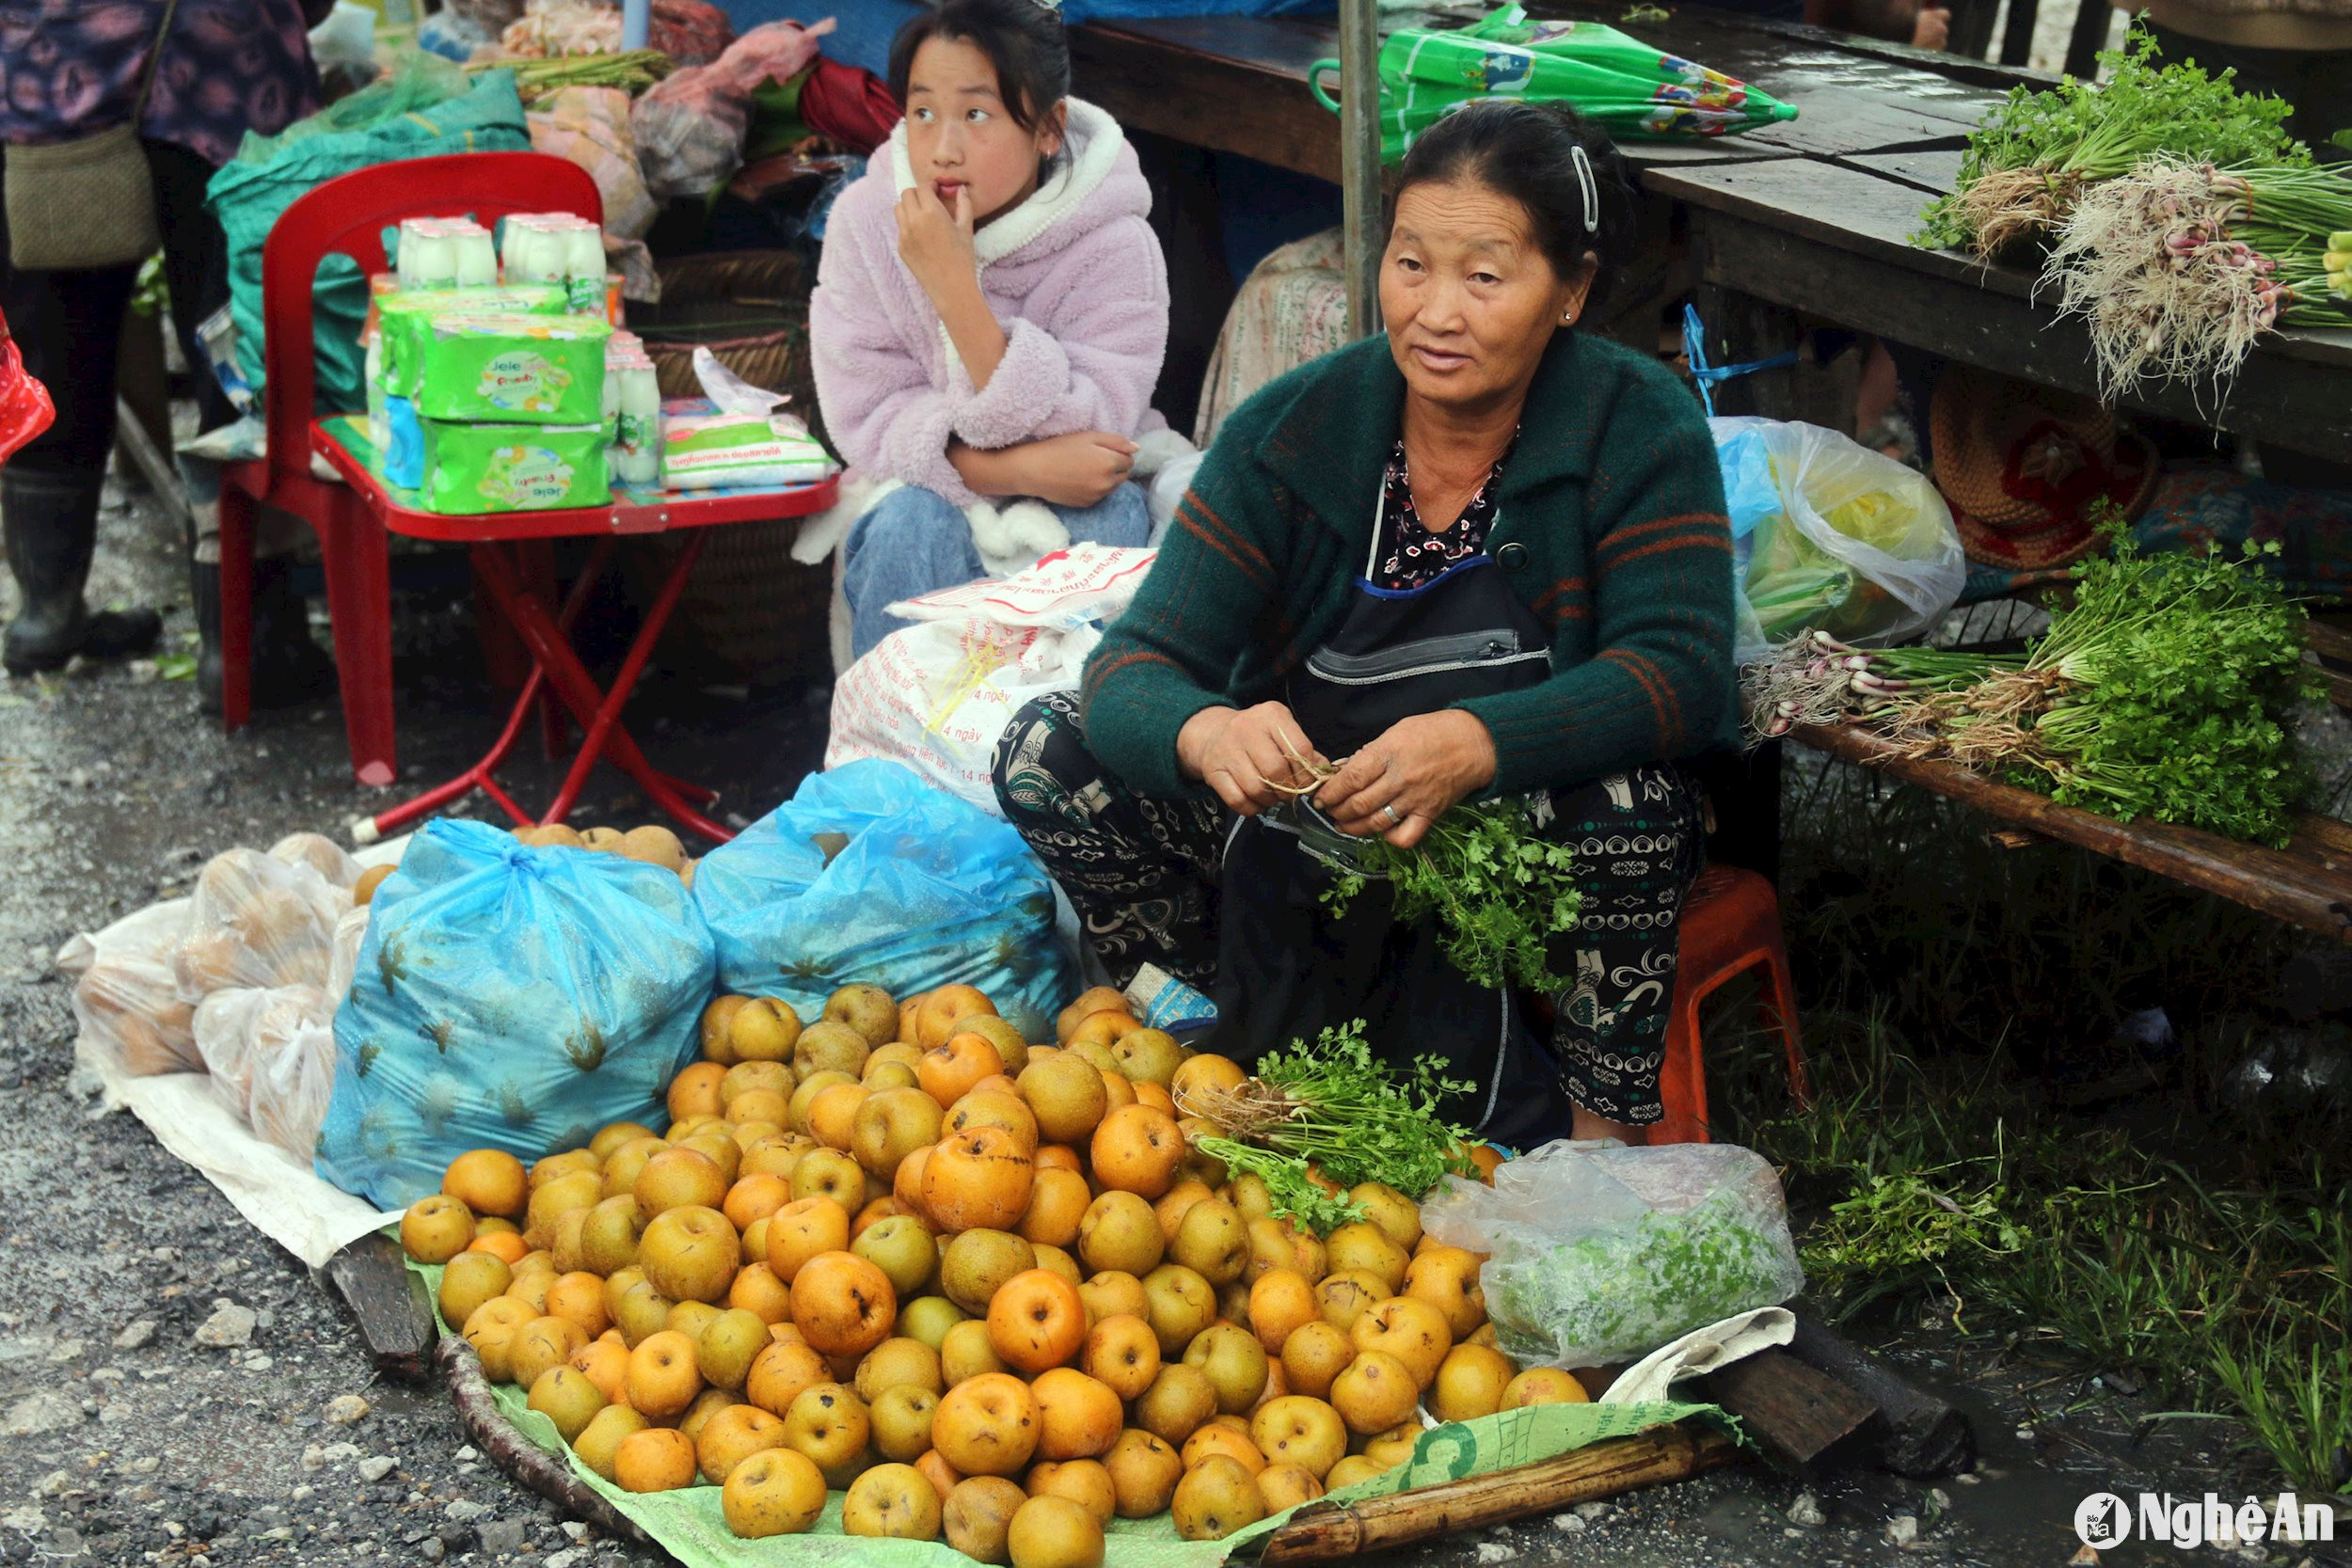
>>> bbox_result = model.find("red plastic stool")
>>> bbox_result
[1649,865,1810,1146]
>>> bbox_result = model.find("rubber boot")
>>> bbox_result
[2,469,162,675]
[251,555,336,705]
[192,556,224,715]
[195,553,336,715]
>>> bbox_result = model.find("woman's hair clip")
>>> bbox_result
[1029,0,1064,10]
[1569,144,1599,233]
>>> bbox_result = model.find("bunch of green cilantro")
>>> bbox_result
[1916,25,2306,253]
[1803,515,2315,845]
[2018,523,2316,844]
[1323,798,1581,990]
[1190,1021,1480,1233]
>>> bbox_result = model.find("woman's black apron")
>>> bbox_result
[1207,498,1571,1146]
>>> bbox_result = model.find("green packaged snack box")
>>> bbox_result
[375,285,568,399]
[405,311,610,426]
[421,420,609,515]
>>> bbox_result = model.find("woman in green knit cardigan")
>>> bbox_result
[993,101,1737,1148]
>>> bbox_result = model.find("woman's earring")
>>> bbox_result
[1562,310,1576,325]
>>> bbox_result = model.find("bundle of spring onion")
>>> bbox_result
[2042,157,2352,397]
[1744,520,2316,845]
[1176,1021,1479,1234]
[469,49,671,103]
[1915,28,2306,260]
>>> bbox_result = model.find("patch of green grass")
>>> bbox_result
[1715,762,2352,1495]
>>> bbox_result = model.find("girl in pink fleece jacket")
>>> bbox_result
[812,0,1171,656]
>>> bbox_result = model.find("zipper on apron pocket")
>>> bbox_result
[1306,630,1549,688]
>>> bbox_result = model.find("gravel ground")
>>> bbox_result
[0,481,2327,1568]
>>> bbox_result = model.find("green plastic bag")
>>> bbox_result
[422,420,611,514]
[232,53,474,166]
[376,285,571,397]
[1312,2,1796,162]
[405,313,610,425]
[207,62,532,420]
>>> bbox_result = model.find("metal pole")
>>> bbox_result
[1338,0,1382,340]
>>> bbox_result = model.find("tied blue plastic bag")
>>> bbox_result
[694,760,1070,1040]
[317,819,716,1209]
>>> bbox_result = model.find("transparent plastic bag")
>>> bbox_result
[56,901,198,1077]
[252,1019,339,1162]
[173,849,346,1002]
[1420,1140,1804,1368]
[195,984,332,1122]
[270,832,362,890]
[529,86,658,244]
[326,905,371,1006]
[1709,417,1964,664]
[629,19,831,200]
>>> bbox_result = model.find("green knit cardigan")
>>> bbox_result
[1079,329,1738,800]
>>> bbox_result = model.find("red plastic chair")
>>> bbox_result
[216,151,603,785]
[1649,865,1812,1146]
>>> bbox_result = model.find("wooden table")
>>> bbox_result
[1072,0,2352,460]
[1799,722,2352,942]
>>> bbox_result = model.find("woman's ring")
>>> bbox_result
[1381,804,1403,827]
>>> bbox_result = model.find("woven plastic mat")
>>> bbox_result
[408,1250,1722,1568]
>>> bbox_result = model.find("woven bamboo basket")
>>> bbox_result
[632,250,835,685]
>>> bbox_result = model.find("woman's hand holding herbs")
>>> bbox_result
[1315,710,1498,848]
[1178,703,1327,816]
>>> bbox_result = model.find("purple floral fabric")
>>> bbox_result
[0,0,320,168]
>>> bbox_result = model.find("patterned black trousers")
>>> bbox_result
[991,692,1707,1126]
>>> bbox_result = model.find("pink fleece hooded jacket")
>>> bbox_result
[809,98,1170,509]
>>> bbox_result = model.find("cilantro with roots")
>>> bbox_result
[1742,513,2317,845]
[1181,1021,1481,1233]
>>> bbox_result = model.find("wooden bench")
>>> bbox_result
[1792,723,2352,943]
[1786,615,2352,945]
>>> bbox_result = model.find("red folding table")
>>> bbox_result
[311,416,838,847]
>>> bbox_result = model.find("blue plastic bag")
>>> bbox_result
[694,760,1070,1041]
[317,819,717,1209]
[1712,423,1782,544]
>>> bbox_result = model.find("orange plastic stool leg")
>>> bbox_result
[1652,985,1712,1146]
[1643,867,1810,1147]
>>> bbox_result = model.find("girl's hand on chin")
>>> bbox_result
[896,185,978,304]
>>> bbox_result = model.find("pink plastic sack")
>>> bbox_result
[629,18,833,200]
[651,0,734,66]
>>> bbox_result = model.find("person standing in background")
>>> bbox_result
[0,0,334,698]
